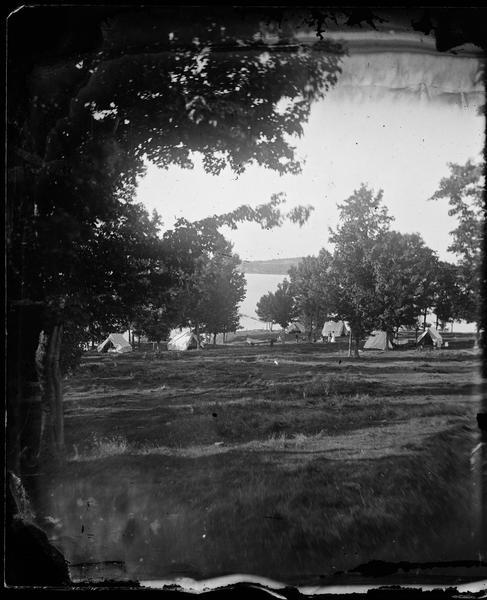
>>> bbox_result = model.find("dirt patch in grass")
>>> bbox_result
[68,412,472,464]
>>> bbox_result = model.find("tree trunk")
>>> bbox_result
[52,325,64,457]
[195,321,201,349]
[213,333,216,345]
[473,322,480,350]
[353,336,360,358]
[423,309,427,330]
[7,304,45,475]
[348,329,352,357]
[386,331,393,350]
[36,324,65,462]
[348,330,360,358]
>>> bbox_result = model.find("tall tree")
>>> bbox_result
[255,293,275,329]
[429,160,484,326]
[198,243,246,344]
[256,279,296,330]
[288,250,332,338]
[131,305,173,348]
[327,185,393,357]
[431,261,465,330]
[370,231,439,337]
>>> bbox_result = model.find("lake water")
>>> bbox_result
[238,273,285,331]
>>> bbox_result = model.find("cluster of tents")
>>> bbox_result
[360,326,443,350]
[284,320,444,351]
[96,321,444,354]
[96,328,203,353]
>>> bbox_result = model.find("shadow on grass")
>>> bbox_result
[37,426,479,585]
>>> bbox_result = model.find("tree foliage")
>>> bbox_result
[429,159,484,324]
[326,185,440,355]
[288,250,332,336]
[370,231,438,334]
[431,261,465,329]
[326,185,393,355]
[197,244,246,341]
[256,279,296,329]
[7,6,344,470]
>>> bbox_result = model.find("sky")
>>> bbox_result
[136,41,484,264]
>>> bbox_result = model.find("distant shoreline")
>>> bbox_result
[238,257,303,275]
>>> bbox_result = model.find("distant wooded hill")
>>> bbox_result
[239,257,303,275]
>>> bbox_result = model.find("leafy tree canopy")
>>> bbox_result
[288,249,332,335]
[256,279,296,329]
[7,6,345,468]
[429,159,484,323]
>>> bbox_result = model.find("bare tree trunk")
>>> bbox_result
[353,336,360,358]
[36,324,65,463]
[195,321,201,349]
[7,304,44,475]
[348,330,352,357]
[213,333,217,345]
[386,331,393,350]
[52,324,64,456]
[474,322,480,350]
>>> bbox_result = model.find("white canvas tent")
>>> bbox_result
[363,330,393,351]
[322,320,349,337]
[285,322,306,334]
[417,327,443,347]
[167,329,202,351]
[97,333,133,353]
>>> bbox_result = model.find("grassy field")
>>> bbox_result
[36,336,484,584]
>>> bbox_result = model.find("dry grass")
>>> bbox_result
[41,342,482,583]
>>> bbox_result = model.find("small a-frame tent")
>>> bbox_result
[167,329,201,351]
[363,330,393,351]
[417,327,443,348]
[322,320,349,338]
[97,333,133,353]
[286,322,306,334]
